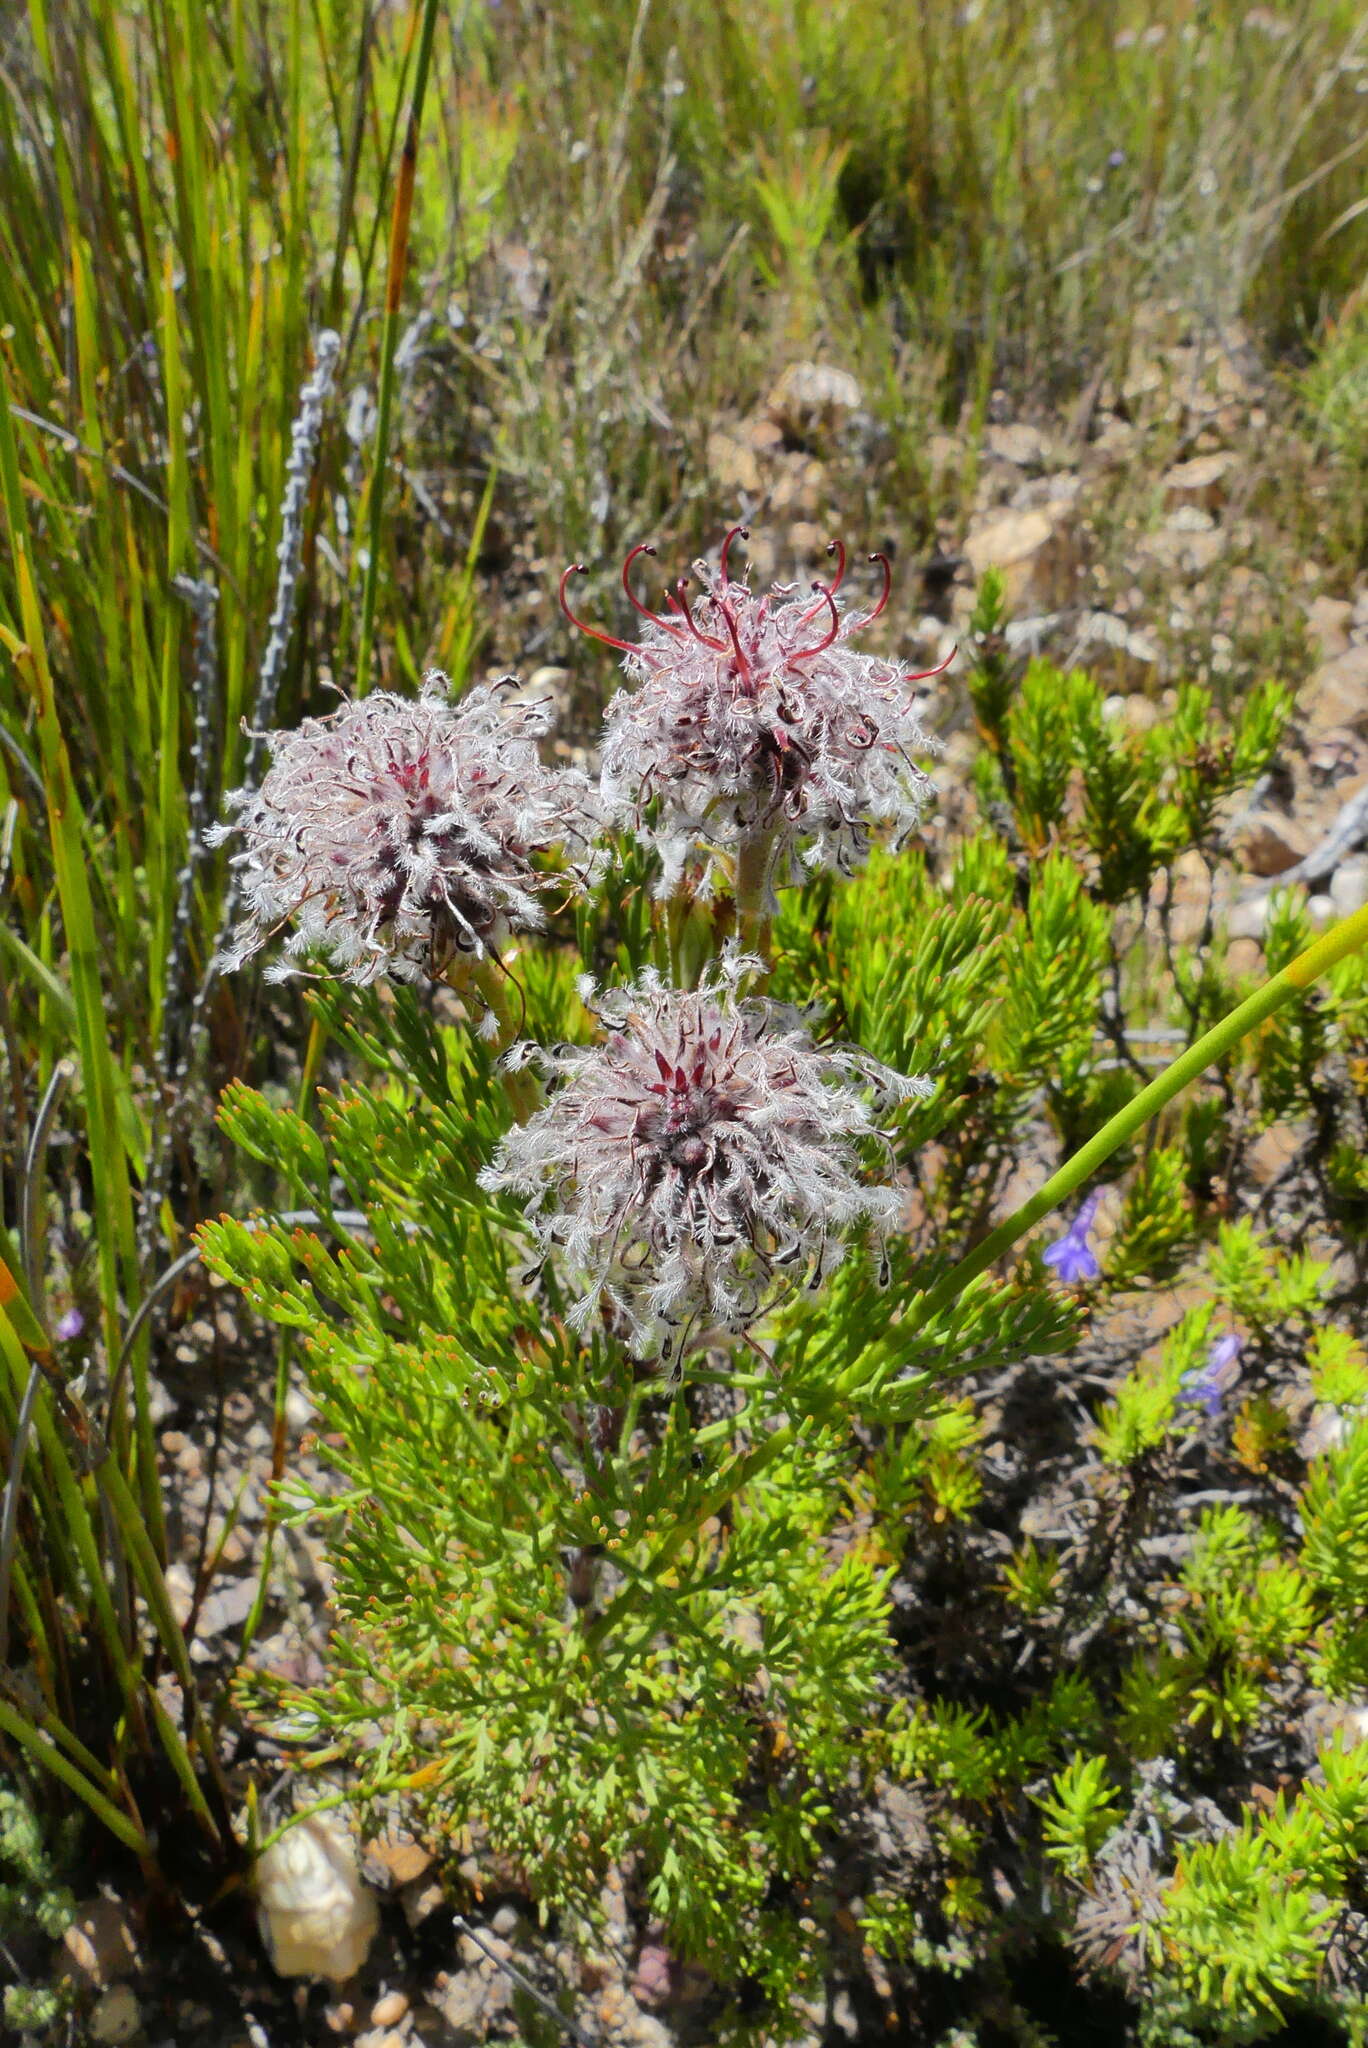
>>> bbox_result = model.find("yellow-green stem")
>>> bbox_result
[920,898,1368,1319]
[470,956,540,1123]
[734,829,776,966]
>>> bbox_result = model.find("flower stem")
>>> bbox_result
[471,957,539,1123]
[734,828,776,967]
[920,899,1368,1320]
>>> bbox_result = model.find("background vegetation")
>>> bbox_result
[5,1,1368,2043]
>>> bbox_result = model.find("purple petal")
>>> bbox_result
[1042,1235,1101,1284]
[1207,1332,1242,1375]
[1179,1331,1243,1417]
[1042,1193,1102,1283]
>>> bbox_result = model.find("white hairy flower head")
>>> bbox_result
[479,946,927,1363]
[209,674,599,997]
[562,528,943,902]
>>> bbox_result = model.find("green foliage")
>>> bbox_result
[1038,1754,1123,1879]
[191,595,1344,2035]
[1301,1417,1368,1609]
[0,0,495,1868]
[0,1774,75,1939]
[1108,1145,1193,1287]
[1153,1750,1368,2030]
[0,1773,76,2033]
[5,1,1368,2038]
[1298,297,1368,566]
[1208,1219,1330,1332]
[1095,1300,1234,1469]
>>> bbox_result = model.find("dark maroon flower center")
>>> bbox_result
[639,1043,746,1172]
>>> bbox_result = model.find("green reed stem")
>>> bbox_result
[0,1695,149,1858]
[355,0,442,689]
[920,898,1368,1319]
[471,958,540,1122]
[734,828,776,968]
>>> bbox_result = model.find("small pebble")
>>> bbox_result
[89,1984,141,2045]
[61,1900,140,1988]
[491,1904,519,1936]
[370,1990,409,2027]
[400,1874,445,1928]
[1332,853,1368,919]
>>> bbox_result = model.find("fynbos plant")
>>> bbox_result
[480,946,927,1362]
[211,674,598,1017]
[565,529,942,916]
[201,542,1368,2042]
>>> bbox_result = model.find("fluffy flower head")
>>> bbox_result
[563,529,942,900]
[210,674,598,994]
[480,946,928,1361]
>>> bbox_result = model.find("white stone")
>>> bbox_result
[1304,594,1353,663]
[1331,854,1368,920]
[1237,812,1312,878]
[765,362,862,442]
[255,1813,380,1982]
[986,421,1049,468]
[60,1901,139,1988]
[1070,610,1164,690]
[1227,892,1271,940]
[706,427,762,497]
[1304,647,1368,736]
[1162,453,1233,510]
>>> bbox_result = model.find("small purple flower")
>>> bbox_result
[1180,1331,1243,1417]
[1042,1193,1102,1284]
[54,1307,84,1342]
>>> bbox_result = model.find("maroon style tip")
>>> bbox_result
[667,577,728,653]
[622,543,684,636]
[796,536,848,626]
[865,552,893,624]
[903,643,958,684]
[559,563,637,654]
[792,583,840,661]
[719,524,750,583]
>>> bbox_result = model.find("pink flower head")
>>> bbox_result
[479,945,929,1363]
[562,529,944,903]
[209,675,599,1006]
